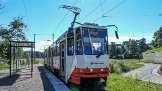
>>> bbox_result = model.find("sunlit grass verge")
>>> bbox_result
[125,59,162,64]
[109,59,162,74]
[71,74,162,91]
[0,63,9,70]
[144,47,162,54]
[107,74,162,91]
[109,59,146,74]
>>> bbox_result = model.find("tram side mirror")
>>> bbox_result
[105,25,119,39]
[115,30,119,39]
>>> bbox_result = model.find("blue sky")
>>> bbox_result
[0,0,162,51]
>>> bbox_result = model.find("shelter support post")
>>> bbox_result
[9,41,11,78]
[31,47,33,77]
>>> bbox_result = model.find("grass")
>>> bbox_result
[0,59,44,70]
[129,63,144,70]
[107,74,162,91]
[71,84,79,91]
[0,63,9,70]
[124,59,162,64]
[71,74,162,91]
[71,59,162,91]
[12,59,44,65]
[34,60,44,65]
[144,47,162,54]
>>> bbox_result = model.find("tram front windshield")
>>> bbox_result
[82,27,108,55]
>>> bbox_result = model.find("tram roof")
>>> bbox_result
[80,23,107,30]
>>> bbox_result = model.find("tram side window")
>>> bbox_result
[53,46,56,56]
[48,48,51,57]
[48,49,50,62]
[44,50,47,57]
[75,28,83,55]
[104,30,108,54]
[51,48,53,57]
[57,43,60,56]
[67,38,74,55]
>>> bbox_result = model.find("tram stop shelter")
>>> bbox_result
[9,41,35,77]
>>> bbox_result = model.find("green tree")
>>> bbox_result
[0,27,9,40]
[8,17,27,41]
[0,17,27,62]
[18,48,24,58]
[152,27,162,48]
[128,39,139,58]
[116,46,122,59]
[121,41,129,59]
[139,38,148,52]
[0,17,27,41]
[109,42,116,59]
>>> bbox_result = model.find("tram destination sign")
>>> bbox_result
[10,41,35,47]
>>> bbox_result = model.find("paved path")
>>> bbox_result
[0,65,55,91]
[122,63,162,84]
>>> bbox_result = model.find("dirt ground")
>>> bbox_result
[0,65,55,91]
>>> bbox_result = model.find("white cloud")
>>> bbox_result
[109,36,153,44]
[35,40,52,52]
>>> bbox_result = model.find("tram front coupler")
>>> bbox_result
[95,81,108,91]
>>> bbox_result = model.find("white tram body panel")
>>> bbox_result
[65,55,109,83]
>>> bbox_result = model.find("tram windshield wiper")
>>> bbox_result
[96,51,103,58]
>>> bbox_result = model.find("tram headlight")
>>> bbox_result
[79,69,83,72]
[90,69,93,72]
[101,69,104,72]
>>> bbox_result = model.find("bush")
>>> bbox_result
[109,60,122,74]
[109,60,130,74]
[118,61,130,72]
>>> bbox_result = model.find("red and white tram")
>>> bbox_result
[44,23,118,88]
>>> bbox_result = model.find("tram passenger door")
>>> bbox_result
[60,41,66,78]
